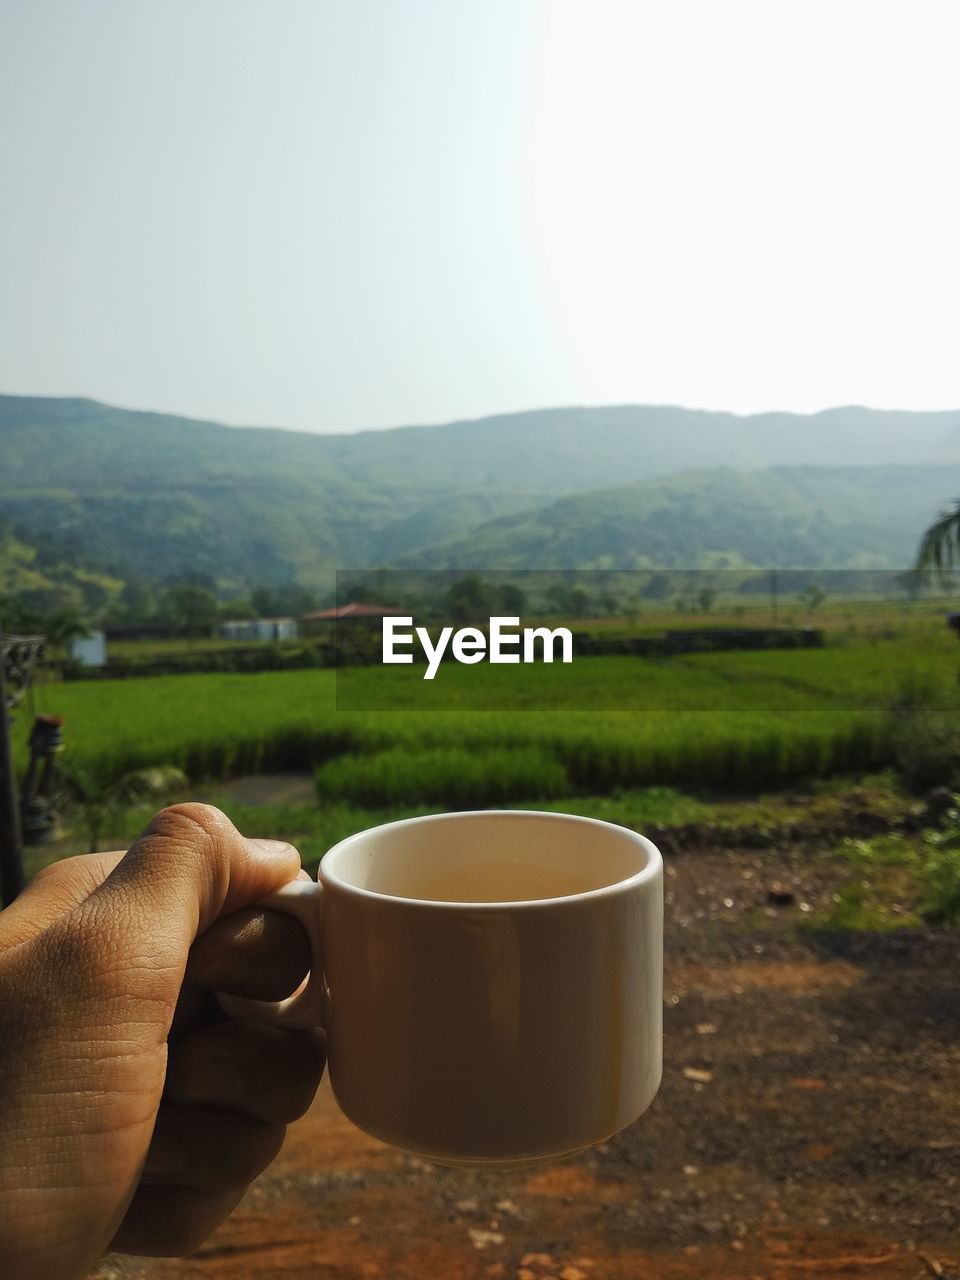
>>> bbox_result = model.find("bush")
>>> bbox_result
[918,842,960,923]
[813,815,960,931]
[884,671,960,792]
[917,807,960,923]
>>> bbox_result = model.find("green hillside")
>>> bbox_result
[0,514,124,619]
[398,465,960,571]
[0,397,545,588]
[2,394,960,590]
[322,402,960,492]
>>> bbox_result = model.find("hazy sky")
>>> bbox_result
[1,0,958,433]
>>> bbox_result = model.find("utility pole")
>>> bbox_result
[0,653,24,905]
[0,634,44,906]
[771,568,779,624]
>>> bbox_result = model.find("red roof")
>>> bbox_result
[301,603,409,620]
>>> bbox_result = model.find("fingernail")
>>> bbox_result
[246,837,293,856]
[143,1127,187,1178]
[178,1062,244,1106]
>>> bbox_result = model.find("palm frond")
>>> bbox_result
[915,501,960,583]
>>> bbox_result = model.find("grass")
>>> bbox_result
[812,881,915,932]
[16,611,960,939]
[16,662,896,800]
[314,746,569,809]
[17,630,958,804]
[510,594,960,640]
[10,630,960,896]
[807,808,960,931]
[31,778,865,878]
[107,636,304,658]
[23,762,949,947]
[22,784,718,876]
[206,785,711,869]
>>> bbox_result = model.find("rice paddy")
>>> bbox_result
[14,626,958,806]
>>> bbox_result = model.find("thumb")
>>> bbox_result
[0,806,302,1278]
[50,804,302,1010]
[91,801,302,939]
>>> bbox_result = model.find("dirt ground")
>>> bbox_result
[94,844,960,1280]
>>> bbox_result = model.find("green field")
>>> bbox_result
[16,627,960,808]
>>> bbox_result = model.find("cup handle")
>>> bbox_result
[216,879,325,1030]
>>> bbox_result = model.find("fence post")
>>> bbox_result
[0,657,25,906]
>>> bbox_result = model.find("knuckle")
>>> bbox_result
[26,859,68,891]
[146,803,233,851]
[28,850,104,893]
[139,805,241,898]
[196,1121,285,1191]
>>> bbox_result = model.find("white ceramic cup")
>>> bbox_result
[228,809,663,1169]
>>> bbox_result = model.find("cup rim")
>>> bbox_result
[318,808,662,909]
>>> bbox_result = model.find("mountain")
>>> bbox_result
[0,513,124,620]
[0,396,544,588]
[397,465,960,572]
[2,394,960,590]
[321,403,960,491]
[922,421,960,460]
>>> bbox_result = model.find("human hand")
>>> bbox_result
[0,802,326,1279]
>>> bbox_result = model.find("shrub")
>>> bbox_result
[918,842,960,923]
[884,671,960,792]
[917,806,960,923]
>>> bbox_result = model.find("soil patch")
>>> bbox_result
[94,845,960,1280]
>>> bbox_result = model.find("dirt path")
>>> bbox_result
[95,849,960,1280]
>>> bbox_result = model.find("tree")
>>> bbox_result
[162,585,219,637]
[0,595,43,634]
[799,584,826,614]
[545,584,591,619]
[56,764,188,853]
[642,573,672,600]
[447,575,494,624]
[251,586,279,618]
[895,568,926,602]
[166,569,218,593]
[567,588,591,619]
[915,500,960,584]
[220,596,258,621]
[498,583,527,616]
[43,608,91,659]
[251,583,321,618]
[115,579,159,627]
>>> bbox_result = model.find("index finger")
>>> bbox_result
[185,869,314,1001]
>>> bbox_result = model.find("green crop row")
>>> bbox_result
[15,638,943,804]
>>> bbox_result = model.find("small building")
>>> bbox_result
[218,617,299,643]
[69,630,107,667]
[300,603,408,637]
